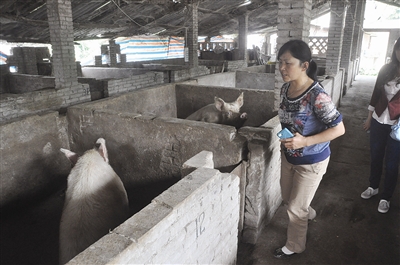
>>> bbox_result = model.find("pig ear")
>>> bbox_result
[214,97,225,111]
[235,92,244,107]
[60,148,78,166]
[95,138,109,164]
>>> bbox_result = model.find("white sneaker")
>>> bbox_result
[361,187,378,199]
[308,207,317,220]
[378,200,390,213]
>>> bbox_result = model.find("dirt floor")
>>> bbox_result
[236,75,400,265]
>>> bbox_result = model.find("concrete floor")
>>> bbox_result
[237,75,400,265]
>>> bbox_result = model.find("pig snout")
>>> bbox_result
[223,111,247,129]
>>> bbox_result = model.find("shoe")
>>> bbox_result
[273,247,296,259]
[308,207,317,220]
[378,199,390,213]
[361,187,378,199]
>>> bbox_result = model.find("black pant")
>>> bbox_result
[369,118,400,201]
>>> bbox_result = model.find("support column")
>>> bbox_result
[47,0,79,89]
[340,0,358,94]
[351,0,366,78]
[238,14,249,62]
[187,0,199,68]
[326,0,348,76]
[275,0,312,110]
[353,0,366,62]
[109,40,118,67]
[386,32,399,61]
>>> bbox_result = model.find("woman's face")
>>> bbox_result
[278,51,307,82]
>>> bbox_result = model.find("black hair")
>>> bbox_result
[390,37,400,65]
[384,37,400,85]
[277,39,318,81]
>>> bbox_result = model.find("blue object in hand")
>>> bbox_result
[277,128,294,139]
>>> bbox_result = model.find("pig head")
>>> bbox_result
[59,138,129,265]
[186,92,247,129]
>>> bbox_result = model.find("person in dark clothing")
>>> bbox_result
[361,36,400,213]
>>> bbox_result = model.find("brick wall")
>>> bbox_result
[107,72,164,96]
[238,14,248,61]
[320,69,344,107]
[187,2,199,67]
[0,84,90,123]
[1,65,213,123]
[67,166,240,265]
[351,0,366,62]
[47,0,79,90]
[7,47,38,75]
[197,59,248,73]
[8,74,55,94]
[326,1,347,76]
[170,65,210,82]
[0,108,241,264]
[275,0,312,111]
[0,0,96,124]
[1,80,285,253]
[239,116,282,243]
[0,65,9,94]
[340,0,357,91]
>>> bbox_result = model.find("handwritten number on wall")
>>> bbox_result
[195,212,205,238]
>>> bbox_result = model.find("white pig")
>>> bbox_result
[186,92,247,129]
[59,138,129,265]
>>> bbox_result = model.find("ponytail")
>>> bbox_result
[307,59,318,81]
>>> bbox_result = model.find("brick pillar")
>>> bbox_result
[238,14,248,62]
[47,0,78,89]
[275,0,312,110]
[352,0,366,62]
[95,55,102,66]
[326,0,348,76]
[109,40,117,67]
[23,47,39,75]
[187,0,199,68]
[340,0,358,93]
[386,32,399,61]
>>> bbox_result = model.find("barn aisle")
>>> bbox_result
[237,75,400,265]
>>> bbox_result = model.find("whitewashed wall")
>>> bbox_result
[67,166,241,265]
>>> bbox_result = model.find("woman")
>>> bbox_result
[274,39,345,259]
[361,37,400,214]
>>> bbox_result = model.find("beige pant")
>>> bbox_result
[280,153,330,253]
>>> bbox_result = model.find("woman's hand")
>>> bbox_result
[280,121,345,150]
[363,111,373,131]
[363,117,371,131]
[280,133,307,150]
